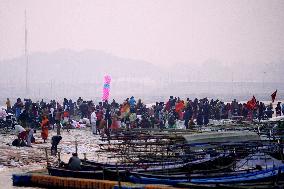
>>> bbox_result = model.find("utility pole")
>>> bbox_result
[25,10,29,95]
[262,71,266,89]
[231,72,234,98]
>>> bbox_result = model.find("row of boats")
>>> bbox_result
[48,152,284,188]
[47,121,284,188]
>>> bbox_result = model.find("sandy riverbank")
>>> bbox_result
[0,128,109,188]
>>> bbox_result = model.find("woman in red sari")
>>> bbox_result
[41,116,49,143]
[110,113,119,133]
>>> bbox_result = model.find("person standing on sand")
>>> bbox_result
[90,109,97,135]
[15,98,24,121]
[6,98,11,112]
[96,109,103,135]
[110,112,119,132]
[49,105,55,130]
[183,106,192,129]
[99,115,107,137]
[51,135,62,155]
[276,102,282,117]
[62,109,70,131]
[55,108,62,135]
[41,116,49,143]
[282,103,284,116]
[26,128,34,147]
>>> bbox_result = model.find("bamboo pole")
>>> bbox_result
[83,153,87,161]
[58,151,61,164]
[116,163,121,189]
[45,148,49,167]
[75,139,78,154]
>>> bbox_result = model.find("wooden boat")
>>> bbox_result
[137,153,233,174]
[128,165,284,186]
[84,159,184,168]
[84,160,189,173]
[47,165,131,181]
[84,153,231,173]
[190,166,284,184]
[178,182,281,189]
[47,165,104,179]
[129,165,261,180]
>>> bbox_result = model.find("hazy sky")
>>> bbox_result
[0,0,284,66]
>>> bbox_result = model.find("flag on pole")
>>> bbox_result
[271,90,277,103]
[247,96,257,110]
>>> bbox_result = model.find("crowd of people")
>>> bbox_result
[0,96,283,169]
[1,96,283,139]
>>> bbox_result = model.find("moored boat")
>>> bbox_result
[129,165,284,186]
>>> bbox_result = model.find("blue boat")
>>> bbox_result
[129,165,284,185]
[190,165,283,184]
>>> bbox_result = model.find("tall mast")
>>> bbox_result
[25,10,29,95]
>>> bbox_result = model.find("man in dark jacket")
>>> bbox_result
[183,106,193,129]
[276,102,282,117]
[68,153,81,170]
[79,101,89,119]
[51,135,62,155]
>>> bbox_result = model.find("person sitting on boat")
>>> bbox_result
[68,153,81,170]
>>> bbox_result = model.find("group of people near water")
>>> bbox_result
[90,96,283,134]
[2,96,283,140]
[1,96,283,172]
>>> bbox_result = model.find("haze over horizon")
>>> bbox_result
[0,0,284,102]
[0,49,283,104]
[1,0,284,66]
